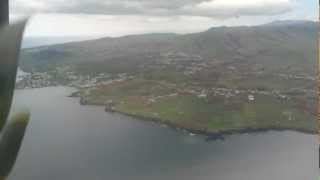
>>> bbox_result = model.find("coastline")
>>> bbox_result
[75,94,316,139]
[107,108,316,137]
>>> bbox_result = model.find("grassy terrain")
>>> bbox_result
[80,78,316,134]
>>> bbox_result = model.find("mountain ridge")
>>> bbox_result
[20,20,317,76]
[22,20,316,50]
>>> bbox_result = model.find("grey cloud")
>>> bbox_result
[11,0,294,18]
[183,1,293,18]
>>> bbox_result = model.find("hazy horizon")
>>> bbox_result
[10,0,316,38]
[21,19,317,48]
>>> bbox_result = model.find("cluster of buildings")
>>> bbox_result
[68,73,111,88]
[138,52,214,76]
[16,72,53,89]
[16,68,132,90]
[176,86,292,103]
[276,73,316,81]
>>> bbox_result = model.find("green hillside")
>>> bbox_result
[20,21,317,76]
[18,20,317,134]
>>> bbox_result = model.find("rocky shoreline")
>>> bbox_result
[75,95,316,140]
[108,108,316,139]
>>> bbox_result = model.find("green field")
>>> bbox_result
[79,78,316,134]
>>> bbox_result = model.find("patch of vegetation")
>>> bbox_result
[81,78,316,133]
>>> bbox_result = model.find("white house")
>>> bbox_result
[248,95,255,101]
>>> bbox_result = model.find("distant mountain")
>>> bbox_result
[20,20,317,75]
[264,20,316,27]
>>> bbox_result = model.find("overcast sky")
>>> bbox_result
[10,0,317,38]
